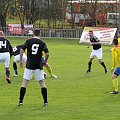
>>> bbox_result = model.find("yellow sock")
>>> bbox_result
[46,66,53,76]
[112,78,118,92]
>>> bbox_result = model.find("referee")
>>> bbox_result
[18,29,49,107]
[87,30,107,73]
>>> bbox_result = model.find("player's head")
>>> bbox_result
[33,29,40,37]
[0,31,5,37]
[113,39,118,46]
[89,30,93,37]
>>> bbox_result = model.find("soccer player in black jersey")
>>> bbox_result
[12,45,27,76]
[0,31,13,83]
[18,29,49,107]
[87,30,107,73]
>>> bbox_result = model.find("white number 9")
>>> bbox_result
[32,44,39,55]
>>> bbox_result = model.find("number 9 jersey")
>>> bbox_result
[22,37,49,70]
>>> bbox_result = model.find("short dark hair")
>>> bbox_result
[113,39,118,45]
[33,29,40,36]
[89,30,93,33]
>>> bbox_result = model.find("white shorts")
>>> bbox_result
[90,48,102,59]
[23,68,44,81]
[13,54,27,63]
[0,52,10,68]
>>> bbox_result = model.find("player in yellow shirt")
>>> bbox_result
[42,51,57,78]
[110,39,120,94]
[111,32,120,72]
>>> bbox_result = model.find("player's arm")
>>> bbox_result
[42,44,49,65]
[20,43,27,68]
[44,52,49,63]
[87,41,101,47]
[8,40,13,58]
[87,42,92,48]
[20,48,24,68]
[91,41,101,45]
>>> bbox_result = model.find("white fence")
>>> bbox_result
[2,27,82,39]
[40,29,82,38]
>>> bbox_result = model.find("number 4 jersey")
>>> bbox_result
[22,37,49,70]
[0,37,13,54]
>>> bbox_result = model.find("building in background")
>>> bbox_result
[65,0,119,26]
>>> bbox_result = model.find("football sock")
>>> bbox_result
[112,78,118,92]
[13,62,18,75]
[88,62,92,71]
[19,87,26,103]
[46,66,53,76]
[41,87,48,103]
[100,62,106,69]
[6,69,10,78]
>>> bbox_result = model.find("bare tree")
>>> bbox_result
[14,0,26,34]
[88,0,98,26]
[14,0,42,30]
[26,0,41,24]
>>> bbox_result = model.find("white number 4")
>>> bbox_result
[0,41,6,48]
[32,44,39,55]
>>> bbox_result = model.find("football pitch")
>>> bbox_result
[0,37,120,120]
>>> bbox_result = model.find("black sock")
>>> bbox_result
[88,62,92,71]
[100,62,106,69]
[13,62,18,75]
[41,87,48,103]
[6,69,10,78]
[19,87,26,103]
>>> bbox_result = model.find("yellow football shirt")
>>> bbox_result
[118,37,120,46]
[111,45,120,69]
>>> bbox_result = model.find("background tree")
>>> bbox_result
[14,0,42,31]
[0,0,14,30]
[42,0,68,28]
[25,0,42,25]
[86,0,98,26]
[14,0,26,34]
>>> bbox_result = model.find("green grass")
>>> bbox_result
[0,37,120,120]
